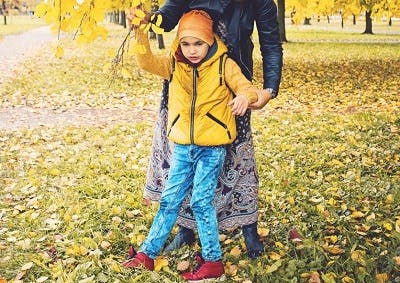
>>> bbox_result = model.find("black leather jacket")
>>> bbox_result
[158,0,283,95]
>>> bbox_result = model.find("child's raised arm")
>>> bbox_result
[134,28,172,79]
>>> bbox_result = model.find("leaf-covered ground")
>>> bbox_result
[0,23,399,282]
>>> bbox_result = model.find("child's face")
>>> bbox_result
[179,36,210,64]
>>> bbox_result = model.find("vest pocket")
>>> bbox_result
[206,112,231,140]
[168,114,180,137]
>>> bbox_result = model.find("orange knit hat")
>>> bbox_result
[177,10,214,46]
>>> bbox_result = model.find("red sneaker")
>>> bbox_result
[181,260,225,282]
[122,251,154,271]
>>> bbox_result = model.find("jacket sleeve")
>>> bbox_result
[224,58,258,104]
[255,0,283,96]
[158,0,188,31]
[157,0,230,31]
[134,29,172,80]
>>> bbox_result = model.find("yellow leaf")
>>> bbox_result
[229,245,241,258]
[321,273,336,283]
[154,257,168,272]
[341,276,355,283]
[135,234,146,245]
[288,196,295,205]
[386,194,393,203]
[121,68,133,79]
[55,45,64,58]
[132,17,142,26]
[265,259,282,274]
[258,227,270,237]
[350,211,364,219]
[49,168,60,176]
[396,219,400,233]
[268,251,281,260]
[323,244,345,255]
[224,262,238,276]
[316,204,325,213]
[219,234,227,241]
[107,49,115,57]
[366,212,376,222]
[109,261,121,273]
[34,3,48,17]
[151,24,164,34]
[141,23,151,33]
[393,256,400,266]
[375,273,388,283]
[382,222,392,231]
[102,63,112,73]
[135,9,145,19]
[151,13,163,26]
[327,198,336,206]
[275,241,284,248]
[131,0,141,6]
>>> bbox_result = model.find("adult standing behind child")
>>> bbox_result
[123,10,258,281]
[140,0,284,259]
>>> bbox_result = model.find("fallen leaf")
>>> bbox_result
[154,256,168,272]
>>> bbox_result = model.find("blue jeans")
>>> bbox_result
[140,144,226,261]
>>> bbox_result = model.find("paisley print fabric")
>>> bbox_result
[143,80,259,230]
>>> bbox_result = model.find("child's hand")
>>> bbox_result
[227,95,249,116]
[126,8,151,29]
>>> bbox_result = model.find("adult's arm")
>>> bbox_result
[158,0,187,31]
[255,0,283,97]
[158,0,230,31]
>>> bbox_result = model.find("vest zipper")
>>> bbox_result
[190,67,198,144]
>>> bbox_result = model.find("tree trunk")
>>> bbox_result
[119,10,126,28]
[363,10,373,34]
[389,17,392,26]
[277,0,287,42]
[327,15,330,24]
[353,14,356,25]
[157,34,165,49]
[303,17,311,25]
[2,0,6,25]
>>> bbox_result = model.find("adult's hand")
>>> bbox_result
[249,89,273,110]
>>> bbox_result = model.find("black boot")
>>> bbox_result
[163,225,195,254]
[242,222,263,259]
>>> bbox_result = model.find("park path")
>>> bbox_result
[0,25,56,80]
[0,26,156,131]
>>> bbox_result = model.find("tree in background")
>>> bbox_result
[334,0,361,27]
[374,0,400,26]
[277,0,287,42]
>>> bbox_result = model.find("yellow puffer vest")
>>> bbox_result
[168,38,236,146]
[134,31,257,146]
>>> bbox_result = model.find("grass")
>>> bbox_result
[0,22,399,282]
[0,15,45,37]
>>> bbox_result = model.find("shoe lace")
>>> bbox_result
[193,252,204,273]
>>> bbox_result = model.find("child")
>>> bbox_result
[123,10,258,281]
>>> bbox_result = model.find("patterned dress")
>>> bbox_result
[143,78,259,230]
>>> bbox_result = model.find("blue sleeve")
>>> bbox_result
[255,0,283,95]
